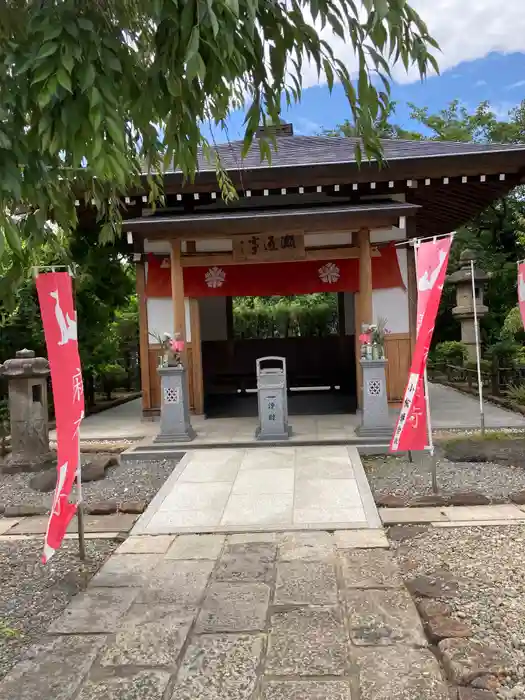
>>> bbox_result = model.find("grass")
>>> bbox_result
[440,429,525,445]
[0,621,22,639]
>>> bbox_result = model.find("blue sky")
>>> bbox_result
[208,1,525,142]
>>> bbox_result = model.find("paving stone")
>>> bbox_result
[0,517,19,535]
[119,500,148,514]
[262,680,352,700]
[215,542,277,583]
[278,531,334,560]
[91,553,162,587]
[171,634,263,700]
[417,599,452,622]
[334,529,389,549]
[375,494,409,508]
[83,456,119,482]
[346,588,427,647]
[354,646,450,699]
[457,689,498,700]
[49,587,138,633]
[86,501,118,515]
[442,505,525,522]
[438,639,514,686]
[446,493,491,506]
[266,607,347,676]
[165,534,225,560]
[77,670,170,700]
[100,604,195,666]
[0,634,106,700]
[388,525,429,542]
[406,571,460,599]
[339,549,403,588]
[379,507,449,524]
[227,532,277,544]
[29,468,57,492]
[5,505,48,519]
[195,582,270,632]
[137,559,214,605]
[116,535,175,554]
[425,615,473,643]
[410,494,450,507]
[275,560,338,605]
[509,490,525,505]
[77,513,138,533]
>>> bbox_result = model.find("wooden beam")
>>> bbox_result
[189,298,204,415]
[170,239,187,365]
[180,245,381,268]
[136,261,151,413]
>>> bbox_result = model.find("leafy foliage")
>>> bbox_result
[0,227,138,411]
[233,294,338,338]
[0,0,438,287]
[433,341,469,367]
[505,384,525,406]
[327,98,525,348]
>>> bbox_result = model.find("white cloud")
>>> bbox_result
[506,80,525,90]
[299,0,525,88]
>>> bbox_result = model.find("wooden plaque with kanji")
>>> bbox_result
[233,232,305,262]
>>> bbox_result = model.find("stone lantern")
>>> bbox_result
[0,349,52,470]
[448,249,489,362]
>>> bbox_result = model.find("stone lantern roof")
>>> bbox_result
[0,349,50,379]
[447,249,490,285]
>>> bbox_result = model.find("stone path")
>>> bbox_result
[56,382,525,444]
[380,503,525,527]
[0,530,451,699]
[133,446,381,534]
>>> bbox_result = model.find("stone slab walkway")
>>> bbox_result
[380,503,525,527]
[0,530,451,700]
[0,513,138,536]
[133,446,381,534]
[53,383,525,444]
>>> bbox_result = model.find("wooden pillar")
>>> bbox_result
[358,227,373,327]
[189,298,204,414]
[406,244,418,353]
[355,227,373,408]
[136,260,151,413]
[170,239,187,364]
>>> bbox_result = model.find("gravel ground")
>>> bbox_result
[392,524,525,699]
[0,457,180,511]
[0,538,119,680]
[363,453,525,501]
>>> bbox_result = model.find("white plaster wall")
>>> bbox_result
[372,247,409,333]
[199,297,228,341]
[147,298,191,344]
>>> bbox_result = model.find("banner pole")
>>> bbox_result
[414,239,438,492]
[76,444,86,561]
[470,258,486,435]
[70,267,86,560]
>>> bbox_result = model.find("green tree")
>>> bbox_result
[0,0,438,289]
[327,98,525,346]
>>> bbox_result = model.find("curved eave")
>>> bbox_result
[123,201,419,239]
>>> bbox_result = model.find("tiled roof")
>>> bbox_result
[180,135,525,173]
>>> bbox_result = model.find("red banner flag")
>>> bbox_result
[390,235,453,452]
[518,262,525,329]
[36,272,84,563]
